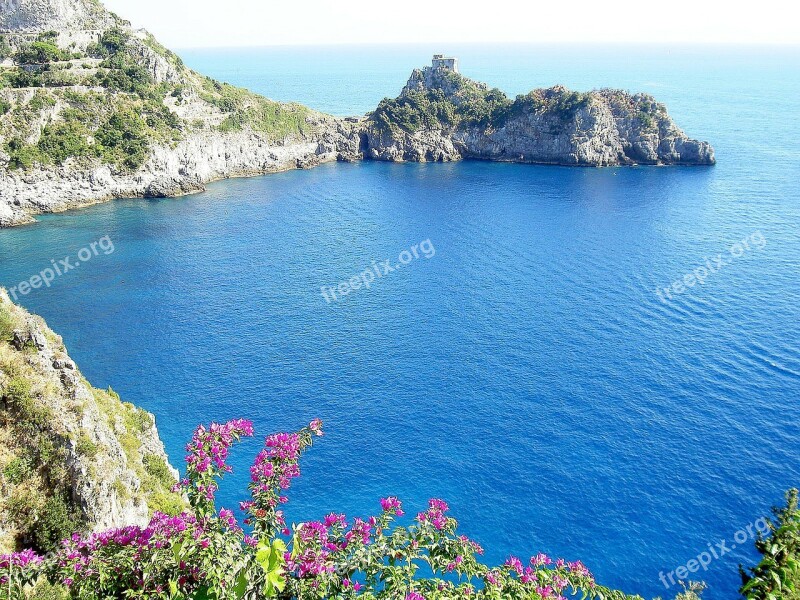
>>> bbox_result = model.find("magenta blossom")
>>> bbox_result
[380,496,404,516]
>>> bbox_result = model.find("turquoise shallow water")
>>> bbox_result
[2,45,800,598]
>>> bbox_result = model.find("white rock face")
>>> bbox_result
[0,118,363,226]
[0,0,114,32]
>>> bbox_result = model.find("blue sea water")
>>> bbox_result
[2,45,800,598]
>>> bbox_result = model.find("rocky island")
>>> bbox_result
[365,58,715,167]
[0,0,714,227]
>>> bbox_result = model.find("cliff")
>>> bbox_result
[0,0,362,226]
[0,288,181,553]
[365,66,715,166]
[0,0,714,227]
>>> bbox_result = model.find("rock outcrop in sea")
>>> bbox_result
[0,0,714,227]
[364,63,715,166]
[0,289,180,552]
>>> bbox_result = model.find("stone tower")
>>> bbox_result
[432,54,458,73]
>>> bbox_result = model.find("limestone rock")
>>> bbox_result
[364,66,715,168]
[0,290,180,550]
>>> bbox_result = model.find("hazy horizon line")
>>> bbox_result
[173,41,800,51]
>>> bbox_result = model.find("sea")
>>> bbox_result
[1,44,799,598]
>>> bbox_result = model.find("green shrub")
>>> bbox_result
[37,31,59,42]
[94,61,153,96]
[3,376,55,438]
[5,492,37,533]
[37,119,94,164]
[142,453,171,484]
[29,91,56,111]
[98,28,129,55]
[4,376,32,410]
[0,35,12,60]
[148,489,184,516]
[512,89,590,121]
[94,108,149,169]
[75,434,99,459]
[86,28,129,58]
[370,73,514,134]
[124,405,152,433]
[0,304,16,340]
[371,89,458,134]
[28,579,69,600]
[112,477,129,501]
[639,111,654,129]
[3,455,33,484]
[218,100,309,139]
[741,489,800,600]
[15,41,69,65]
[32,494,79,554]
[5,138,41,169]
[200,80,246,113]
[2,67,44,88]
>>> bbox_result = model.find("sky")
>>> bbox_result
[100,0,799,48]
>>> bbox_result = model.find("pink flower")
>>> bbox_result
[0,549,43,568]
[531,553,552,567]
[418,498,449,530]
[324,513,347,528]
[504,556,523,574]
[379,496,404,516]
[309,418,324,436]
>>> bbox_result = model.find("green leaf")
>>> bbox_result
[233,570,248,599]
[770,570,782,590]
[192,586,211,600]
[172,540,184,564]
[268,570,286,592]
[256,541,272,568]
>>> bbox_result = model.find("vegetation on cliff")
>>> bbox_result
[0,19,316,174]
[0,291,181,556]
[364,64,714,167]
[369,69,593,135]
[741,489,800,600]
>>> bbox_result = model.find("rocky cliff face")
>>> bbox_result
[365,67,715,167]
[0,0,114,32]
[0,0,364,226]
[0,116,362,226]
[0,289,181,553]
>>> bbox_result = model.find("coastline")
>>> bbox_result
[0,120,363,227]
[0,118,713,228]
